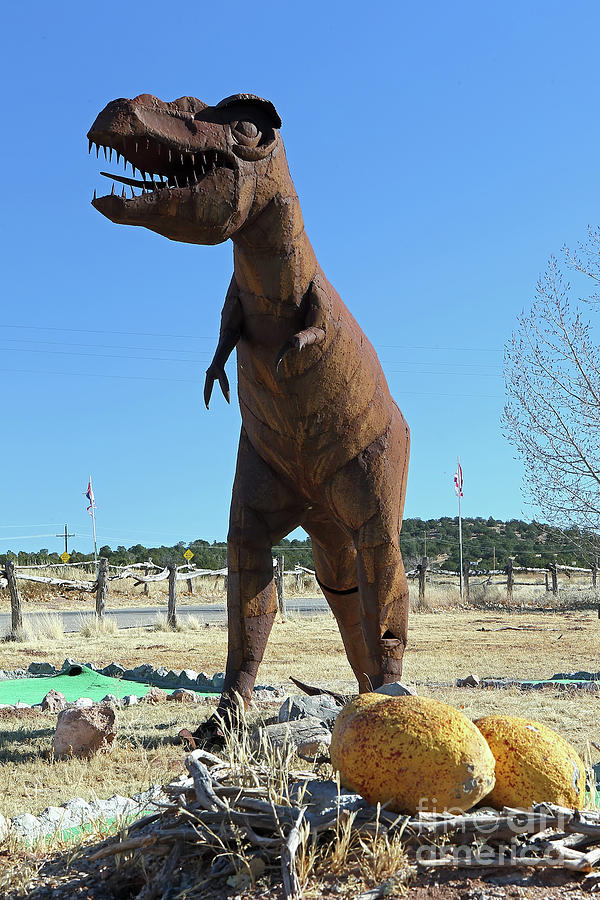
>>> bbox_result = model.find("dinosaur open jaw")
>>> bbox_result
[89,136,236,200]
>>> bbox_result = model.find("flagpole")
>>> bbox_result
[89,475,98,565]
[457,457,464,600]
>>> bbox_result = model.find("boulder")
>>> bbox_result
[101,694,120,706]
[53,702,118,758]
[122,695,139,706]
[142,687,166,704]
[278,695,341,728]
[255,716,332,754]
[297,733,332,761]
[28,662,56,676]
[331,694,496,814]
[41,690,66,713]
[72,697,94,708]
[374,681,417,697]
[101,663,125,678]
[212,672,226,691]
[474,715,585,809]
[167,688,197,703]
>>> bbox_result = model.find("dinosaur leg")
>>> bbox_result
[324,414,410,689]
[212,429,305,723]
[305,514,373,693]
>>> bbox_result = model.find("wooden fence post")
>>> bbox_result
[276,554,286,621]
[462,558,470,602]
[545,571,550,592]
[506,559,514,610]
[95,557,108,619]
[418,556,428,608]
[295,568,303,591]
[144,560,151,597]
[593,561,597,589]
[167,565,177,629]
[550,563,558,600]
[187,571,195,596]
[5,560,23,637]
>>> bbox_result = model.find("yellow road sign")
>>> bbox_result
[60,552,71,563]
[183,549,194,560]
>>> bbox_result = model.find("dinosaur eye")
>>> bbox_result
[231,120,261,147]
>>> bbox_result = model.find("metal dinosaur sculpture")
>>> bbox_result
[88,93,410,729]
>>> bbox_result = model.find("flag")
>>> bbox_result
[453,459,463,497]
[85,477,97,516]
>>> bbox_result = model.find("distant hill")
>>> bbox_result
[2,518,599,572]
[399,517,600,571]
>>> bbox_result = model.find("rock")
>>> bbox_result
[374,681,417,697]
[177,669,199,688]
[167,688,197,703]
[61,658,79,672]
[28,662,56,676]
[62,797,94,825]
[256,716,332,753]
[130,786,167,811]
[101,694,120,706]
[94,794,136,822]
[331,694,495,814]
[297,733,332,761]
[142,686,166,704]
[456,674,480,688]
[37,806,76,833]
[72,697,94,708]
[278,695,341,728]
[196,672,213,691]
[11,812,43,841]
[254,689,285,702]
[212,672,226,691]
[41,689,66,713]
[162,670,181,688]
[53,702,118,758]
[101,663,125,678]
[122,694,139,706]
[130,663,155,682]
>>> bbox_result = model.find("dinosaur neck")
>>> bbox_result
[232,185,317,305]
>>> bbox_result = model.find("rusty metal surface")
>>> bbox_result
[88,93,411,717]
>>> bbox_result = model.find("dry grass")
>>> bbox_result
[1,609,600,822]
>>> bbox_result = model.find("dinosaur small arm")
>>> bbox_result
[87,93,410,727]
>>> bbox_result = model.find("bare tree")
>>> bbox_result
[504,229,600,537]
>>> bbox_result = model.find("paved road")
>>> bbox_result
[0,597,329,633]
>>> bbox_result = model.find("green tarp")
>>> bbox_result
[0,665,152,705]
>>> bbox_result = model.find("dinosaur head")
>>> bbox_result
[87,93,284,245]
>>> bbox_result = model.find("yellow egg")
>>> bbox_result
[330,694,496,814]
[474,715,586,810]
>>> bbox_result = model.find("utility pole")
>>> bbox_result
[493,545,496,572]
[424,530,427,557]
[56,524,75,555]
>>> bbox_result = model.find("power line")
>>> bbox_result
[1,324,503,354]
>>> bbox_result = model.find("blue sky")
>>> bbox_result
[1,1,599,555]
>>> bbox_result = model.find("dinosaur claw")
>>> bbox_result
[204,375,214,410]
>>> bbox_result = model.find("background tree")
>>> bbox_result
[504,229,600,555]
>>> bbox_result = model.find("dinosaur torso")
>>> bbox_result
[235,269,396,490]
